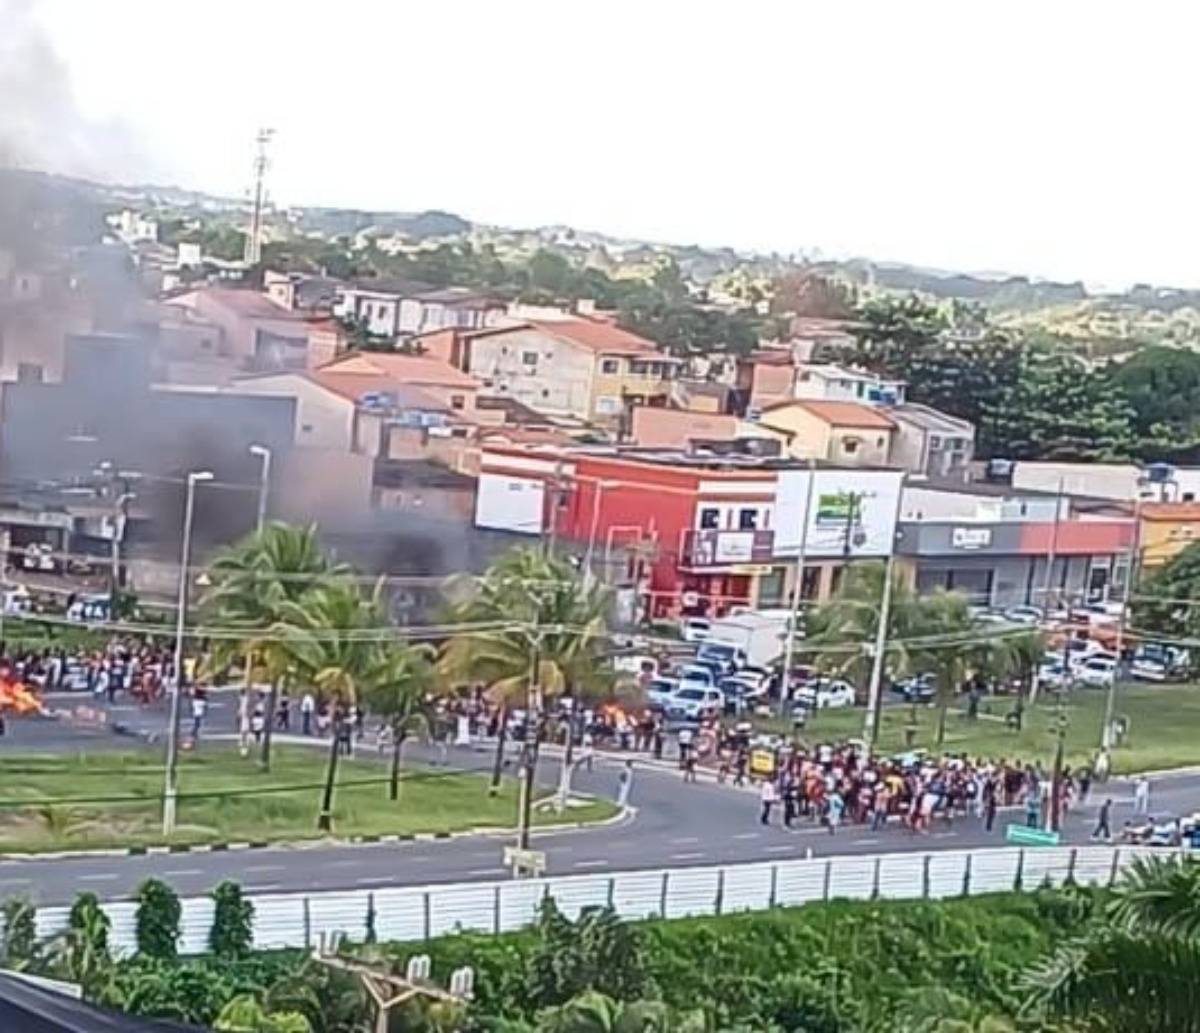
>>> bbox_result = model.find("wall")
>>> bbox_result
[629,407,739,448]
[233,374,355,450]
[828,425,892,466]
[1012,462,1140,501]
[757,406,830,459]
[273,447,373,525]
[468,329,594,419]
[590,357,675,422]
[748,362,795,409]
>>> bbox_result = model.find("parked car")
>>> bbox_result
[677,664,717,688]
[1002,605,1044,624]
[666,686,725,721]
[681,618,711,644]
[891,673,935,703]
[646,677,679,709]
[795,679,856,710]
[1076,655,1117,689]
[1036,659,1070,691]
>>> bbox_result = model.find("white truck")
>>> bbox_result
[696,611,790,671]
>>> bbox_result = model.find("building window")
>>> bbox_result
[522,351,538,366]
[699,508,720,529]
[930,434,942,448]
[449,395,465,410]
[877,437,885,447]
[601,358,620,375]
[301,423,314,433]
[739,509,759,530]
[843,438,859,454]
[542,389,550,398]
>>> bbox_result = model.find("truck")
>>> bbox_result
[697,611,790,671]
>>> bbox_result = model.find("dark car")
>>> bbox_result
[890,673,935,702]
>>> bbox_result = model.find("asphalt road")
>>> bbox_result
[0,691,1195,904]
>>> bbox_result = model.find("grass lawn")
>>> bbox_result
[755,682,1200,775]
[0,747,615,852]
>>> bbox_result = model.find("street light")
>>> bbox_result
[162,470,213,836]
[249,445,272,532]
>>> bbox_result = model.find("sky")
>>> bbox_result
[9,0,1200,289]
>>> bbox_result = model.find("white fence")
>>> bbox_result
[33,845,1164,955]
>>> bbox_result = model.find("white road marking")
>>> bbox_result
[572,859,608,868]
[732,832,761,840]
[244,864,284,873]
[852,838,880,846]
[466,867,505,876]
[245,883,280,891]
[356,876,394,885]
[78,874,118,881]
[163,869,203,877]
[765,845,797,854]
[670,836,700,845]
[669,851,705,861]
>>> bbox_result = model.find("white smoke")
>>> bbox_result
[0,0,147,180]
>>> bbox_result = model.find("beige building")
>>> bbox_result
[757,400,895,466]
[461,314,680,425]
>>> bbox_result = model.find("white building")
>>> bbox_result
[332,280,505,339]
[1011,462,1200,502]
[791,363,907,406]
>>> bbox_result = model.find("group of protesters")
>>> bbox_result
[2,638,176,704]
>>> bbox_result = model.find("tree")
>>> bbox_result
[276,580,387,832]
[134,879,181,960]
[1021,856,1200,1031]
[209,881,254,959]
[536,991,705,1033]
[361,643,435,801]
[203,524,346,771]
[58,891,112,993]
[913,591,977,746]
[1109,344,1200,456]
[770,270,855,321]
[1132,541,1200,656]
[440,547,614,796]
[850,293,946,377]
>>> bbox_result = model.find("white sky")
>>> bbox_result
[25,0,1200,288]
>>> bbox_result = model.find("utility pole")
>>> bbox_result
[243,128,274,267]
[863,474,908,747]
[1049,694,1068,832]
[779,460,816,716]
[1101,492,1143,762]
[1029,479,1065,707]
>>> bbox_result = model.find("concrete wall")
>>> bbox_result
[468,328,594,419]
[234,374,355,450]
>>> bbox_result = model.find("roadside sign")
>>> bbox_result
[503,846,547,877]
[1005,824,1060,847]
[749,748,776,777]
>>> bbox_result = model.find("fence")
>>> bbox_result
[33,844,1165,955]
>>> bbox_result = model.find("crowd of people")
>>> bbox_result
[1,638,177,703]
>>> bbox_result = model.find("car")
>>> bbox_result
[1036,660,1070,691]
[696,641,747,672]
[681,618,711,644]
[677,664,717,688]
[720,674,770,708]
[795,680,855,710]
[891,673,935,703]
[1132,657,1168,682]
[1002,605,1044,624]
[666,686,724,721]
[1076,655,1117,689]
[646,677,679,709]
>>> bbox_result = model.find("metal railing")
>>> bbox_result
[32,845,1161,955]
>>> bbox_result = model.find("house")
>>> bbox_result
[1138,503,1200,568]
[886,403,976,478]
[1011,462,1200,503]
[461,313,682,425]
[262,270,341,312]
[163,287,309,368]
[792,364,906,406]
[628,406,788,451]
[756,400,895,466]
[319,351,481,417]
[332,280,505,339]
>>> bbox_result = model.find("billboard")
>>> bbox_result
[474,473,545,534]
[773,469,904,557]
[684,529,775,568]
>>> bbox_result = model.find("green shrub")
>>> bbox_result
[136,879,182,960]
[0,897,39,968]
[210,881,254,960]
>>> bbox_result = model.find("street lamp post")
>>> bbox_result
[162,470,213,836]
[862,474,908,748]
[778,460,817,717]
[249,445,272,533]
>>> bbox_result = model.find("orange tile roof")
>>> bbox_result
[766,399,896,430]
[1141,503,1200,521]
[526,317,668,357]
[322,351,480,389]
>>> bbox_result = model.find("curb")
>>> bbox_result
[0,801,632,865]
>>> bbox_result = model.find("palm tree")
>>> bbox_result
[360,643,435,801]
[202,523,345,771]
[276,580,386,832]
[912,590,978,747]
[440,547,613,796]
[1021,856,1200,1032]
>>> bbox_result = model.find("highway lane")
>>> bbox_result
[3,743,1193,905]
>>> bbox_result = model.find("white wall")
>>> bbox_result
[773,469,905,556]
[234,374,355,450]
[474,472,545,534]
[469,329,594,419]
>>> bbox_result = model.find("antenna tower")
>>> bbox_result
[243,128,275,266]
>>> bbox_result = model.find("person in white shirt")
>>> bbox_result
[300,692,315,736]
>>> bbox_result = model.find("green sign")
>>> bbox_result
[1005,824,1060,847]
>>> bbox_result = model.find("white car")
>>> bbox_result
[681,618,711,644]
[795,679,856,710]
[677,664,717,688]
[1076,655,1117,689]
[1037,660,1070,691]
[1002,605,1044,624]
[646,677,679,709]
[666,686,724,721]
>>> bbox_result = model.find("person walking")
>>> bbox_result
[825,789,844,835]
[300,691,315,736]
[616,760,634,808]
[189,690,207,742]
[759,779,777,826]
[1133,776,1150,815]
[983,781,998,833]
[1092,798,1114,842]
[1025,788,1041,829]
[237,689,252,756]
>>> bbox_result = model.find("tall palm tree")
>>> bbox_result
[361,642,435,801]
[276,580,385,832]
[913,590,977,747]
[202,523,345,770]
[1021,856,1200,1032]
[440,547,613,796]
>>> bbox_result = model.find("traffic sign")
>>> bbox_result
[1005,824,1060,847]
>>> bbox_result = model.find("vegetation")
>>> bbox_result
[1132,540,1200,655]
[135,878,182,960]
[0,748,615,851]
[210,881,255,960]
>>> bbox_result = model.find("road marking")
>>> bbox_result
[79,874,118,881]
[356,876,394,885]
[669,851,706,861]
[931,831,957,839]
[245,883,280,891]
[0,879,30,886]
[732,832,761,840]
[163,869,203,877]
[572,859,609,868]
[244,865,284,873]
[670,836,700,845]
[765,845,797,854]
[852,838,880,846]
[466,867,505,876]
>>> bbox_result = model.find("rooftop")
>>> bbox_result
[762,399,897,430]
[190,287,306,321]
[888,402,974,434]
[1141,503,1200,521]
[321,351,481,389]
[476,316,671,358]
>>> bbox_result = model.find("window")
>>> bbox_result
[301,423,314,433]
[738,509,758,530]
[1185,492,1197,502]
[877,436,885,447]
[842,438,859,454]
[595,396,622,415]
[541,389,550,398]
[601,358,620,375]
[930,435,942,448]
[699,508,720,529]
[522,351,538,366]
[449,395,465,410]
